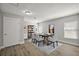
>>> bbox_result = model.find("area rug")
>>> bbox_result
[33,42,62,54]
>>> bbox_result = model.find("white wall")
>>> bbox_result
[39,14,79,46]
[0,11,3,47]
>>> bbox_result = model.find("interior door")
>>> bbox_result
[3,17,20,47]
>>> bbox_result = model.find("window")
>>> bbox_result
[64,21,78,39]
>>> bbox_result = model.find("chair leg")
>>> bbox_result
[56,41,58,46]
[36,40,38,44]
[32,39,36,43]
[42,40,45,46]
[38,43,40,47]
[37,41,43,47]
[52,42,55,48]
[32,39,34,43]
[37,41,40,47]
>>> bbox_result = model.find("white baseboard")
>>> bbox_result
[0,46,5,50]
[0,41,24,50]
[19,41,24,44]
[59,40,79,47]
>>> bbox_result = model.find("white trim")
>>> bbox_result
[0,46,5,50]
[19,41,24,44]
[59,40,79,47]
[0,41,24,50]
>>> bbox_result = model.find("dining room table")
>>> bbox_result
[39,33,54,45]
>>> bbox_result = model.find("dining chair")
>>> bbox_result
[32,33,37,44]
[36,34,44,46]
[32,33,44,46]
[48,36,58,48]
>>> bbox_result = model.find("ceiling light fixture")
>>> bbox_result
[23,9,32,15]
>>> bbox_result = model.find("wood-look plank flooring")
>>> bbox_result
[0,40,79,56]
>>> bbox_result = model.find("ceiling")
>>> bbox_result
[0,3,79,23]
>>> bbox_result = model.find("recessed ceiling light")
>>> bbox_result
[23,9,32,15]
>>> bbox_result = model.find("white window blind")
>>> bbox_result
[64,21,78,39]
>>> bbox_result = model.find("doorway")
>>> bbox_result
[3,16,20,47]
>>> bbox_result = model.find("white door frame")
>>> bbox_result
[3,16,21,47]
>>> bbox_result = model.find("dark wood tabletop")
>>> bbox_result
[39,33,54,45]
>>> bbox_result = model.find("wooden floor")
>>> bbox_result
[0,40,79,56]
